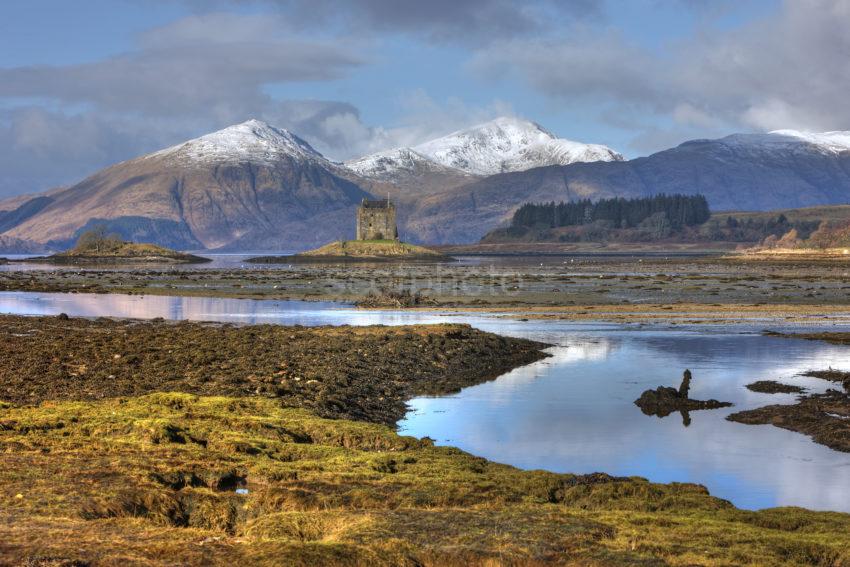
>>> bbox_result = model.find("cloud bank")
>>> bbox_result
[471,0,850,151]
[1,0,848,199]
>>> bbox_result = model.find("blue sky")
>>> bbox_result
[0,0,847,198]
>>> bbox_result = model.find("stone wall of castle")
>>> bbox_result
[356,201,398,241]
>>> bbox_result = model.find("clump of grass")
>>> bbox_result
[355,287,436,308]
[2,393,850,566]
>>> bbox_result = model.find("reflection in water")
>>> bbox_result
[401,332,850,512]
[2,291,850,512]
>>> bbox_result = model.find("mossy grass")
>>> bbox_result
[2,393,849,565]
[249,239,451,263]
[28,241,209,264]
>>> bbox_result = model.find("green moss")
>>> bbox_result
[2,393,849,566]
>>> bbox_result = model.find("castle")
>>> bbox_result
[356,198,398,241]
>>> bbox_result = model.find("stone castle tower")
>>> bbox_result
[356,198,398,241]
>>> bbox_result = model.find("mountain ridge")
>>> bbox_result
[349,116,623,180]
[3,119,850,250]
[406,130,850,243]
[1,119,372,250]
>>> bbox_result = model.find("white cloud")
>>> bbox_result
[472,0,850,152]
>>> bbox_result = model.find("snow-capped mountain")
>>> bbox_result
[148,119,328,166]
[347,116,622,180]
[408,128,850,243]
[346,147,458,178]
[6,117,850,251]
[1,119,370,251]
[343,147,476,195]
[412,116,623,175]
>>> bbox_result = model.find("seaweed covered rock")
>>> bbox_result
[745,380,805,394]
[635,370,732,422]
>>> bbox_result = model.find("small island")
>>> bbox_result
[251,239,450,264]
[250,198,451,263]
[26,228,210,265]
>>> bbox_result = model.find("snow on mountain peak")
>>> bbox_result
[768,130,850,153]
[711,129,850,156]
[411,116,623,175]
[149,119,327,165]
[344,147,468,179]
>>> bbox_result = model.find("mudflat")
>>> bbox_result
[4,259,850,564]
[0,315,547,425]
[5,255,850,311]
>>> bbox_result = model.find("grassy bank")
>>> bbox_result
[250,240,449,263]
[3,393,850,566]
[28,241,210,264]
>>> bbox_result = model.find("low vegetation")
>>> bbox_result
[35,226,209,264]
[3,393,850,566]
[250,240,448,263]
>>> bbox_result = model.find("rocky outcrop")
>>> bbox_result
[635,370,732,425]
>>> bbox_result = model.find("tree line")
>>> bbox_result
[511,194,711,231]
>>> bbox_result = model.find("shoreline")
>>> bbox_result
[6,288,850,327]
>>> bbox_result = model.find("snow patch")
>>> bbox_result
[714,130,850,155]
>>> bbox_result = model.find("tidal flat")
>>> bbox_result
[3,256,850,565]
[5,255,850,313]
[728,332,850,453]
[2,317,850,565]
[0,315,546,425]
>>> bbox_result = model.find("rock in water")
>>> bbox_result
[635,370,732,421]
[678,369,692,398]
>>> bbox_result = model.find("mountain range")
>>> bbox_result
[1,117,849,251]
